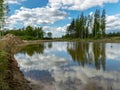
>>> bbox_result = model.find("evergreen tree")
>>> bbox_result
[93,9,101,38]
[96,9,101,37]
[83,16,87,38]
[67,19,75,37]
[93,10,97,38]
[79,12,84,38]
[65,9,106,39]
[75,16,80,38]
[85,26,89,38]
[101,9,106,37]
[87,14,93,37]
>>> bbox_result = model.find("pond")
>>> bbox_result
[14,42,120,90]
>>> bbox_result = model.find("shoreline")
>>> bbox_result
[1,34,120,90]
[0,50,32,90]
[6,53,32,90]
[20,37,120,46]
[0,34,32,90]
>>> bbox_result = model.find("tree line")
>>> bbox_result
[3,26,52,40]
[106,32,120,37]
[63,9,106,39]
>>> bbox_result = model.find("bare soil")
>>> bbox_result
[0,34,32,90]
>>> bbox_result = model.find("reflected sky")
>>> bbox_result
[14,42,120,90]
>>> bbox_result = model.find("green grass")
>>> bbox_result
[20,36,40,40]
[0,51,8,71]
[0,50,10,90]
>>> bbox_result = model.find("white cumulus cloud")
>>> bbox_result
[5,0,120,37]
[4,0,26,4]
[14,48,120,90]
[48,0,119,10]
[6,6,67,29]
[43,24,70,37]
[106,14,120,32]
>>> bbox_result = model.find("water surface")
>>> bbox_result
[15,42,120,90]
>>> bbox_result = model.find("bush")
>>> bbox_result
[20,36,38,40]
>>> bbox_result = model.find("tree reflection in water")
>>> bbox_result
[20,44,45,56]
[19,42,53,56]
[15,42,120,90]
[67,42,106,70]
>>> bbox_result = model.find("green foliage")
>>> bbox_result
[47,32,52,39]
[75,16,80,37]
[0,0,9,39]
[67,19,76,38]
[101,9,106,37]
[20,36,37,40]
[0,51,8,71]
[20,44,44,56]
[65,9,106,39]
[3,26,44,40]
[106,32,120,37]
[0,50,10,90]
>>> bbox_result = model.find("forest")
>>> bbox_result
[63,9,106,39]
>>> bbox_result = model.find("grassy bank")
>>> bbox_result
[57,37,120,43]
[15,37,120,47]
[0,50,10,90]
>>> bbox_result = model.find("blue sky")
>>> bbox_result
[5,0,120,37]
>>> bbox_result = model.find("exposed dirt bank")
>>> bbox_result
[0,34,31,90]
[5,54,31,90]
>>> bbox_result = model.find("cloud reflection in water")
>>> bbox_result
[14,42,120,90]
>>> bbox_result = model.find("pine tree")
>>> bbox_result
[67,19,75,37]
[88,14,94,37]
[79,12,84,38]
[83,16,87,38]
[85,26,89,38]
[93,9,100,38]
[75,16,80,38]
[65,9,106,39]
[93,11,97,38]
[70,19,75,35]
[96,9,100,38]
[101,9,106,37]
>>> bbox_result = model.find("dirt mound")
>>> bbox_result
[1,34,31,90]
[3,34,23,45]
